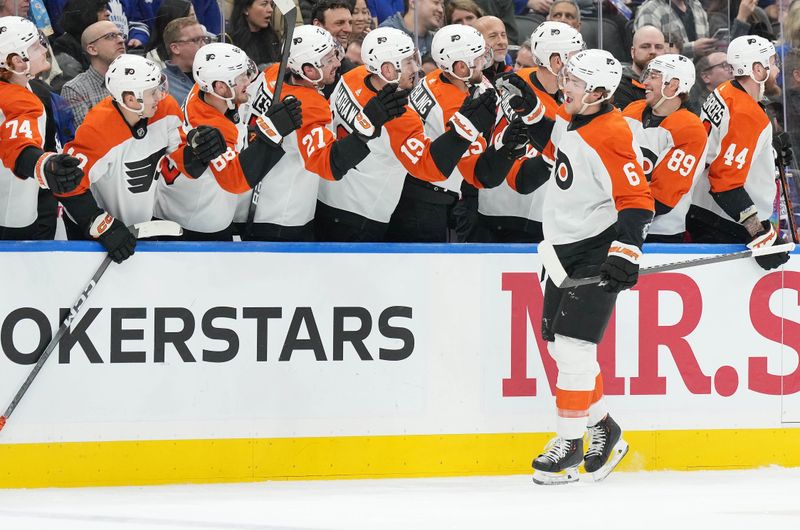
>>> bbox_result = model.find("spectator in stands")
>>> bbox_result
[664,30,684,54]
[191,0,224,36]
[0,0,30,17]
[61,20,125,128]
[351,0,372,37]
[163,17,209,104]
[446,0,483,26]
[229,0,281,69]
[345,33,364,65]
[312,0,352,48]
[146,0,195,68]
[367,0,404,25]
[634,0,715,58]
[707,0,775,42]
[379,0,443,57]
[687,51,732,115]
[514,39,535,70]
[475,16,511,82]
[473,0,518,44]
[546,0,580,31]
[614,25,666,110]
[421,52,436,74]
[52,0,110,77]
[106,0,154,50]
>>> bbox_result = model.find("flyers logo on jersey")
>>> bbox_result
[554,150,574,190]
[125,148,167,194]
[640,147,657,179]
[410,83,435,121]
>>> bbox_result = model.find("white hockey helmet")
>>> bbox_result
[287,25,340,86]
[194,42,257,108]
[361,27,420,84]
[431,24,491,82]
[563,49,622,95]
[728,35,775,78]
[106,54,167,116]
[644,53,695,95]
[0,16,46,76]
[530,21,585,76]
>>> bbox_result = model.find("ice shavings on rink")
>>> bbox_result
[0,467,798,530]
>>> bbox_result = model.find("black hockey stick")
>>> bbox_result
[538,239,796,289]
[0,220,182,433]
[245,0,298,236]
[776,147,799,244]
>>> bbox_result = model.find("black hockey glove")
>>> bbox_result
[35,153,84,194]
[186,125,227,165]
[90,213,136,264]
[599,241,642,293]
[452,88,497,139]
[748,220,790,270]
[773,131,793,166]
[264,96,303,138]
[497,73,541,122]
[496,117,529,159]
[362,83,409,131]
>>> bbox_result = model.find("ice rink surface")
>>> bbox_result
[0,468,798,530]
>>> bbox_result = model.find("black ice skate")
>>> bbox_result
[532,437,583,485]
[583,414,629,482]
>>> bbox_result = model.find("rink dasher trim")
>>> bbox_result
[0,242,796,255]
[1,428,799,488]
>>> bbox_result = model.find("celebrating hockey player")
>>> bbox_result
[56,54,183,253]
[385,23,529,242]
[622,54,708,243]
[524,49,654,485]
[240,25,408,241]
[316,27,502,241]
[155,42,302,240]
[687,35,791,270]
[0,16,83,240]
[477,21,584,243]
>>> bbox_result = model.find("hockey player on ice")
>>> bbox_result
[520,49,654,485]
[687,35,792,270]
[622,54,708,243]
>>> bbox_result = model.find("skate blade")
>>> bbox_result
[589,439,629,483]
[532,466,580,486]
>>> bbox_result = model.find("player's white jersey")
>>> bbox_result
[540,106,653,245]
[623,100,708,236]
[155,85,252,233]
[692,80,775,222]
[62,96,182,226]
[235,63,340,227]
[0,82,47,228]
[406,69,492,195]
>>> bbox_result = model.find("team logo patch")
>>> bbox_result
[554,150,574,190]
[205,53,215,61]
[125,147,167,194]
[640,147,657,180]
[124,68,135,75]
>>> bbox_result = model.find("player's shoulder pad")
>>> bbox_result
[621,99,647,120]
[0,82,42,116]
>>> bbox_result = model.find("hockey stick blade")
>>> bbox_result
[131,220,182,239]
[539,240,796,289]
[273,0,295,14]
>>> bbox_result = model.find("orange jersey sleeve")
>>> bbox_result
[580,111,654,212]
[172,86,251,194]
[649,110,708,208]
[292,91,339,181]
[0,84,46,172]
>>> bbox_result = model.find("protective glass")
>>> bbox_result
[320,47,342,69]
[557,69,587,93]
[142,74,169,104]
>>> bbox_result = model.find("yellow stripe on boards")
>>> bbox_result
[1,429,799,488]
